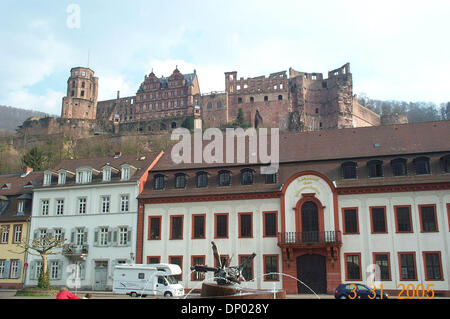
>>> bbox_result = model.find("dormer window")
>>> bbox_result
[241,168,254,185]
[367,160,383,178]
[196,172,208,188]
[58,171,66,185]
[121,166,131,181]
[18,201,24,213]
[218,170,231,187]
[414,156,431,175]
[103,167,112,182]
[174,173,187,189]
[43,171,52,186]
[154,174,165,190]
[76,168,93,184]
[342,161,357,179]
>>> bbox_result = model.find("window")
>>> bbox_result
[192,214,205,239]
[120,195,129,212]
[121,166,131,180]
[17,201,25,213]
[169,256,183,281]
[34,261,43,280]
[39,228,47,240]
[370,207,387,233]
[394,206,412,232]
[13,225,22,243]
[278,95,283,101]
[373,253,391,281]
[367,160,383,178]
[391,158,408,176]
[423,252,443,280]
[398,252,417,281]
[239,255,254,281]
[43,172,52,186]
[78,198,87,214]
[250,97,254,103]
[0,260,5,278]
[41,200,49,216]
[50,261,59,280]
[196,172,208,188]
[238,97,242,104]
[75,228,86,246]
[215,214,228,238]
[80,90,85,97]
[264,172,277,184]
[263,255,279,281]
[1,226,9,243]
[218,170,231,186]
[154,174,165,190]
[174,173,187,189]
[99,227,109,246]
[239,212,253,238]
[76,170,92,184]
[147,256,160,264]
[343,208,359,234]
[441,155,450,173]
[241,168,254,185]
[264,96,268,102]
[345,253,361,281]
[56,199,64,216]
[103,167,111,182]
[217,101,222,108]
[263,211,277,237]
[170,216,183,240]
[119,227,129,246]
[191,256,206,281]
[419,205,438,232]
[10,260,20,279]
[101,196,111,213]
[414,156,431,175]
[342,162,357,179]
[207,102,212,109]
[148,216,161,240]
[58,171,66,185]
[53,229,63,241]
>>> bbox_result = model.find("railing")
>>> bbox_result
[277,231,341,245]
[63,244,89,256]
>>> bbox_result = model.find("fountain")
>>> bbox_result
[187,241,286,299]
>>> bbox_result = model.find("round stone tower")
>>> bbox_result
[61,67,98,120]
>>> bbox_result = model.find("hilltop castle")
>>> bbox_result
[20,63,406,138]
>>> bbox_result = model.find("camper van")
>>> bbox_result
[113,263,184,297]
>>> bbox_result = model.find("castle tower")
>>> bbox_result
[61,67,98,120]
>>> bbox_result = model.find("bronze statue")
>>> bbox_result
[190,241,256,285]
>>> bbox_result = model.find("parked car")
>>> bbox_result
[335,283,389,299]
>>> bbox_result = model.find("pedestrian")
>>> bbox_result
[56,286,80,299]
[83,293,93,299]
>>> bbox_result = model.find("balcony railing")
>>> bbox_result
[63,244,88,257]
[277,231,341,246]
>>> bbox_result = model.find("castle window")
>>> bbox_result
[238,97,242,104]
[250,97,254,103]
[391,158,407,176]
[174,173,186,189]
[414,156,431,175]
[322,81,328,88]
[315,108,319,114]
[81,82,85,88]
[367,160,383,178]
[81,91,85,97]
[171,122,177,129]
[278,95,283,101]
[264,96,268,102]
[217,101,222,108]
[72,81,75,88]
[71,91,74,97]
[218,170,231,187]
[241,168,254,185]
[207,102,212,110]
[342,161,357,179]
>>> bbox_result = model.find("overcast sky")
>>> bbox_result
[1,0,449,115]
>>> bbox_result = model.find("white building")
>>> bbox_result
[137,121,450,296]
[25,152,162,290]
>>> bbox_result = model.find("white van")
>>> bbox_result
[112,263,184,297]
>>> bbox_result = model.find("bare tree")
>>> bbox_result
[12,235,68,288]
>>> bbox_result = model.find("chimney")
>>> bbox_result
[114,152,122,159]
[117,90,120,99]
[21,166,33,177]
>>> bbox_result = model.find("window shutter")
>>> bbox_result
[84,229,88,244]
[15,261,21,279]
[29,261,36,280]
[70,229,75,244]
[112,228,118,247]
[94,228,99,247]
[57,260,63,280]
[61,230,66,242]
[47,229,54,238]
[80,262,86,280]
[33,230,38,240]
[127,228,132,247]
[3,261,10,279]
[107,229,112,246]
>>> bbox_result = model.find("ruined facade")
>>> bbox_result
[57,63,391,134]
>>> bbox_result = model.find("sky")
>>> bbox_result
[1,0,449,115]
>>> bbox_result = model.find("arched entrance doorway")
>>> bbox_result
[296,254,327,294]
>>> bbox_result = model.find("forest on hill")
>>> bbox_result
[0,105,51,133]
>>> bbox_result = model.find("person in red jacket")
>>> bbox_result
[56,287,80,299]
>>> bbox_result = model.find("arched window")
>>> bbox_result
[413,156,431,175]
[240,168,254,185]
[153,174,165,190]
[174,173,187,189]
[278,95,283,101]
[391,158,408,176]
[367,160,383,178]
[341,161,357,179]
[207,102,212,109]
[440,154,450,173]
[218,170,231,187]
[196,171,208,188]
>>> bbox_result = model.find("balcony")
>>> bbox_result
[277,231,342,248]
[63,244,88,260]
